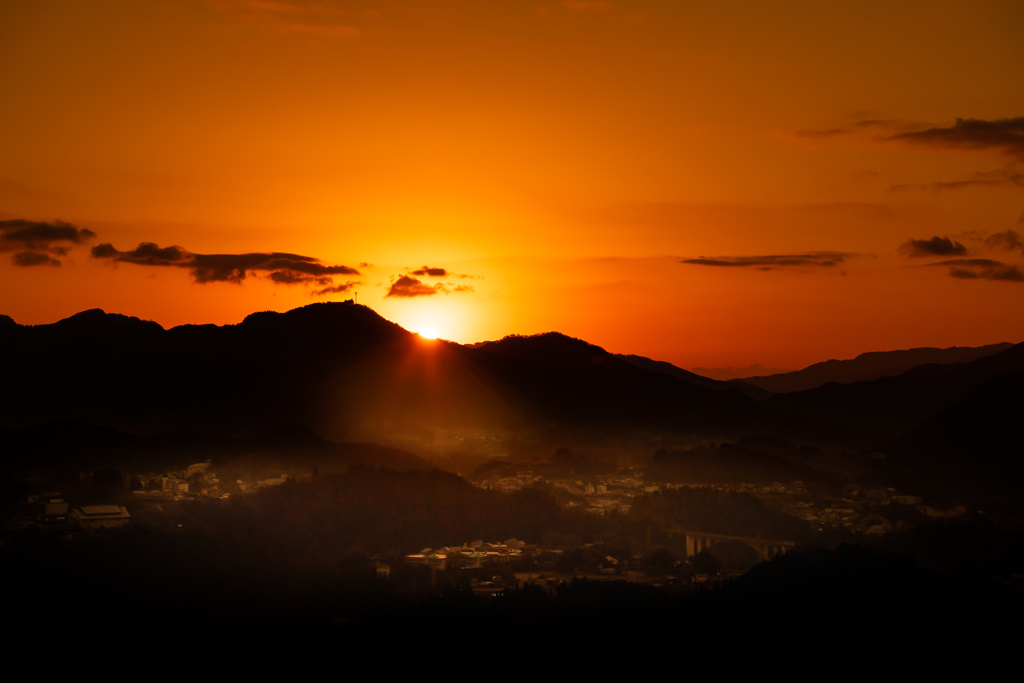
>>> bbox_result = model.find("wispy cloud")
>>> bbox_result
[313,281,359,296]
[436,282,474,294]
[889,168,1024,192]
[411,265,448,277]
[900,224,1024,282]
[898,236,968,258]
[680,252,851,270]
[793,117,1024,195]
[0,218,96,267]
[385,272,475,298]
[385,275,440,298]
[91,240,360,294]
[986,229,1024,253]
[791,119,929,139]
[886,117,1024,160]
[13,251,61,267]
[793,117,1024,160]
[927,258,1024,282]
[408,264,478,279]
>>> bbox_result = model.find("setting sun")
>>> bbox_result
[418,327,438,340]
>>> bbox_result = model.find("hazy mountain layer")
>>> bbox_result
[764,342,1024,448]
[734,343,1013,394]
[616,354,771,400]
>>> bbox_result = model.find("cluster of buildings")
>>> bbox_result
[792,485,928,533]
[477,471,661,516]
[1,494,130,540]
[68,504,131,530]
[2,461,297,544]
[130,461,216,500]
[130,461,291,501]
[474,464,938,539]
[406,539,533,571]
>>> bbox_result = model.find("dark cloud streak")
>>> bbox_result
[91,242,190,266]
[927,258,1024,282]
[889,169,1024,192]
[411,266,448,277]
[792,119,929,138]
[314,281,360,296]
[386,275,438,298]
[985,229,1024,253]
[13,251,61,267]
[898,236,968,258]
[795,117,1024,158]
[91,241,360,293]
[680,252,850,269]
[0,219,96,250]
[385,274,476,298]
[1,218,96,266]
[886,117,1024,159]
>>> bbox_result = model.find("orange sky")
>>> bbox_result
[2,0,1023,371]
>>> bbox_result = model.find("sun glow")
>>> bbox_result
[378,292,490,344]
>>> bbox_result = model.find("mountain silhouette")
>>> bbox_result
[763,341,1024,445]
[735,343,1013,394]
[0,303,761,444]
[617,353,770,400]
[3,301,1021,497]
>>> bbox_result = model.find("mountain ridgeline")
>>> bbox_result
[732,343,1013,394]
[0,302,762,443]
[2,302,1023,499]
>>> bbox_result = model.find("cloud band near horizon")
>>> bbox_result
[680,252,851,270]
[1,219,96,267]
[91,241,360,294]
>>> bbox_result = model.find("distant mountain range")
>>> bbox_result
[761,342,1024,438]
[730,343,1013,394]
[617,354,772,400]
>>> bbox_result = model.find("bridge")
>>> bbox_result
[671,527,797,562]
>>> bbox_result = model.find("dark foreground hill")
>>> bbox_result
[0,302,764,445]
[3,303,1022,502]
[0,421,430,480]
